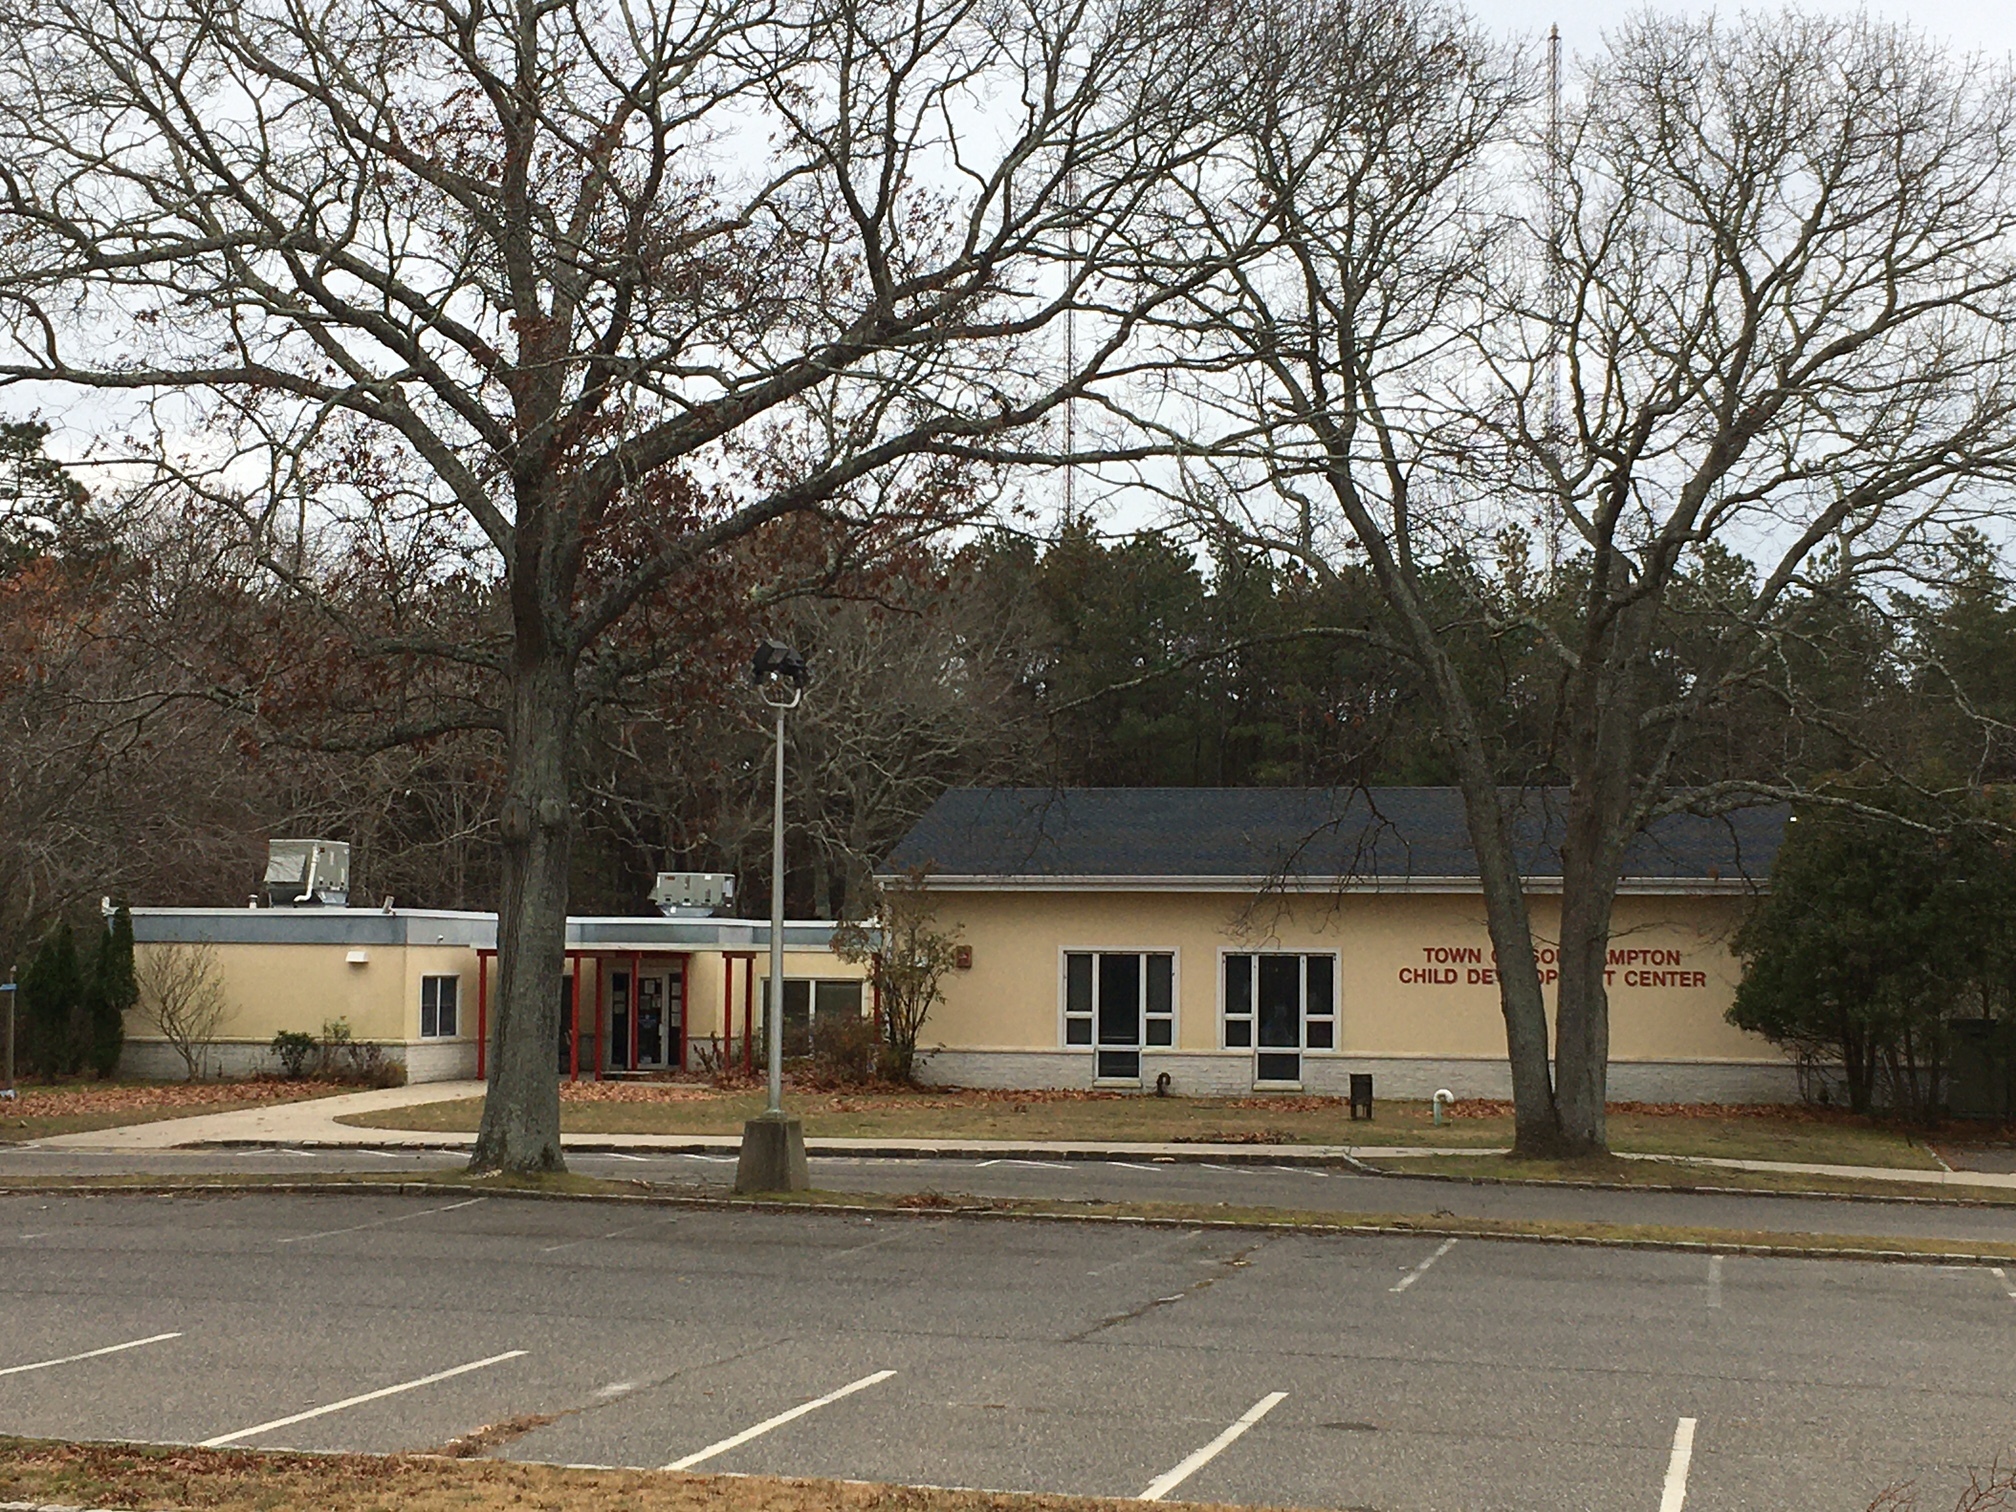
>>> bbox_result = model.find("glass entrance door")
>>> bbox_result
[1096,954,1142,1081]
[636,975,665,1066]
[609,971,630,1072]
[1255,956,1302,1083]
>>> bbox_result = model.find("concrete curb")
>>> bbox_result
[157,1135,2016,1208]
[2,1176,2010,1268]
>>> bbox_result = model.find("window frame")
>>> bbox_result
[759,976,868,1056]
[1217,950,1340,1084]
[1057,947,1180,1082]
[419,973,461,1039]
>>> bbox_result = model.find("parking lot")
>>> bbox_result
[3,1190,2013,1510]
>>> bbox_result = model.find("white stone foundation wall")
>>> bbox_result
[911,1048,1805,1105]
[403,1040,479,1083]
[118,1037,475,1085]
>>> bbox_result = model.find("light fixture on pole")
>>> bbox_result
[735,640,812,1194]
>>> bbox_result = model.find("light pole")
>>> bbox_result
[735,640,812,1193]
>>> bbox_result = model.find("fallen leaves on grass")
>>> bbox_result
[561,1081,730,1104]
[6,1077,332,1114]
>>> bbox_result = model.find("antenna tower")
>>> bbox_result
[1543,24,1566,578]
[1062,166,1079,530]
[1545,24,1564,448]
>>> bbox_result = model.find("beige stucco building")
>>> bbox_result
[882,787,1793,1103]
[124,909,868,1083]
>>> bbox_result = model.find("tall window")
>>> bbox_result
[1222,954,1334,1083]
[1063,951,1174,1081]
[420,975,460,1038]
[761,979,866,1056]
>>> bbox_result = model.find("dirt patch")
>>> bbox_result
[435,1412,565,1457]
[0,1437,1284,1512]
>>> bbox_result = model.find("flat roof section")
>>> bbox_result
[131,910,852,952]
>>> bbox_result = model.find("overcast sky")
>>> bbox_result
[1481,0,2016,63]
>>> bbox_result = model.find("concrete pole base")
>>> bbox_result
[735,1111,811,1193]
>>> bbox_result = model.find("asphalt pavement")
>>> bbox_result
[2,1190,2012,1511]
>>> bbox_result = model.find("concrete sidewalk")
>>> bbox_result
[27,1080,486,1151]
[25,1079,2016,1193]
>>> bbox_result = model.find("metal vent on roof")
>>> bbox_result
[650,872,733,918]
[265,839,351,907]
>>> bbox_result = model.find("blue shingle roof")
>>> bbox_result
[881,787,1785,887]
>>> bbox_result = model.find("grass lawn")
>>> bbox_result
[0,1078,350,1144]
[341,1084,1941,1170]
[0,1438,1277,1512]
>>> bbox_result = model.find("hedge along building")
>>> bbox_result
[880,787,1791,1103]
[122,907,869,1083]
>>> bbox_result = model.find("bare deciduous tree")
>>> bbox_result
[833,868,961,1082]
[1168,3,2016,1153]
[135,942,230,1080]
[0,0,1236,1168]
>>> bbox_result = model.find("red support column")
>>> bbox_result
[630,951,641,1072]
[742,954,755,1075]
[477,951,489,1080]
[568,952,581,1083]
[678,953,691,1072]
[720,953,734,1071]
[594,957,606,1082]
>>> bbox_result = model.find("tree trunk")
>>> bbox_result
[1554,841,1622,1155]
[470,646,576,1174]
[1447,764,1564,1155]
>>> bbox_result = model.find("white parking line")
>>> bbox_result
[1088,1229,1202,1277]
[1706,1255,1723,1309]
[0,1332,182,1379]
[1391,1238,1456,1293]
[198,1350,527,1446]
[1659,1417,1697,1512]
[664,1370,897,1471]
[1992,1267,2016,1300]
[538,1217,675,1254]
[1138,1391,1287,1501]
[276,1196,486,1244]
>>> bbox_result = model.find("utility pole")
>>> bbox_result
[736,640,811,1193]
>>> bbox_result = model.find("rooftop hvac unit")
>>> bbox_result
[650,872,733,918]
[265,839,351,907]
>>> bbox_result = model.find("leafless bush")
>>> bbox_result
[313,1019,404,1088]
[811,1014,880,1088]
[134,943,229,1080]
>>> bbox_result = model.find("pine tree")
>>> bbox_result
[87,906,135,1079]
[18,922,81,1079]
